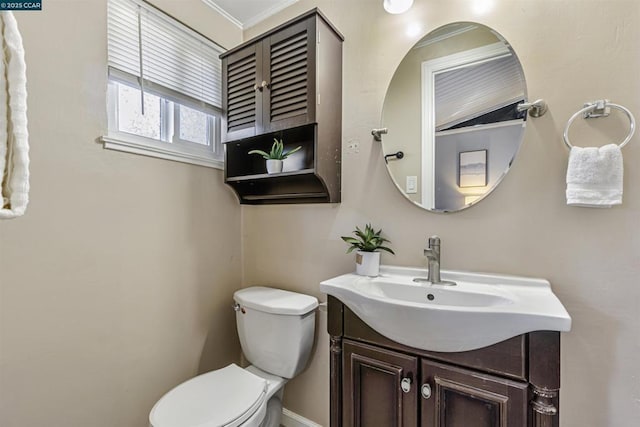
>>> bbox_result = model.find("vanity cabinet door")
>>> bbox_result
[420,359,528,427]
[343,340,418,427]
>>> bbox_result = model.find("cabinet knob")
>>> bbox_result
[421,383,432,400]
[400,377,412,393]
[254,81,269,92]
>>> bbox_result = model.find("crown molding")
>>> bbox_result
[201,0,299,30]
[243,0,299,29]
[201,0,243,29]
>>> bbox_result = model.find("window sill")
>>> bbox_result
[100,134,224,170]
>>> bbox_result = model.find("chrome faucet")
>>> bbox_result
[413,236,456,286]
[424,236,442,283]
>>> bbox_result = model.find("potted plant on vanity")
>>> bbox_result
[248,138,302,174]
[341,224,394,277]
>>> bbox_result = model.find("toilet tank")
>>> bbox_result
[234,287,318,379]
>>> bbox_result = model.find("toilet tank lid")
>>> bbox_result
[234,287,318,315]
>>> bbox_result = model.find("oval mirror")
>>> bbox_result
[381,22,528,212]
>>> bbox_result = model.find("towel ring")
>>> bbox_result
[563,100,636,150]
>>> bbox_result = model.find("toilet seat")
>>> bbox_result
[149,364,268,427]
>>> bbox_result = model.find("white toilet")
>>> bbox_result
[149,286,318,427]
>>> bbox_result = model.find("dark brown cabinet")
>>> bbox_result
[223,18,316,140]
[222,43,261,142]
[344,340,418,426]
[328,296,562,427]
[220,9,343,204]
[421,360,528,427]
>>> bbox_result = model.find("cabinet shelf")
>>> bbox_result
[225,159,332,205]
[242,192,327,201]
[226,168,315,182]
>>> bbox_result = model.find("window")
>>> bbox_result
[103,0,225,169]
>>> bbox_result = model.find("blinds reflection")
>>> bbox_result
[435,54,525,130]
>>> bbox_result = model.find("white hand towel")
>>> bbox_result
[0,11,29,219]
[566,144,623,208]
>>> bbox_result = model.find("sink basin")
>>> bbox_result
[320,265,571,352]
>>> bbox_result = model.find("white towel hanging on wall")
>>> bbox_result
[563,100,635,208]
[566,144,623,207]
[0,11,28,219]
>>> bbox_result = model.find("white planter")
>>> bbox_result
[355,251,380,277]
[266,159,283,174]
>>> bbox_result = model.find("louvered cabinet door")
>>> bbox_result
[262,18,316,132]
[222,43,262,142]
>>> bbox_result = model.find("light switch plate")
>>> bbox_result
[406,176,417,194]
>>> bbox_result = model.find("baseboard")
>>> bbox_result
[281,408,323,427]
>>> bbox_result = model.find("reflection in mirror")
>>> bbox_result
[382,22,527,212]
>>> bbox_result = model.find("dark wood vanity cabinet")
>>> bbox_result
[220,9,343,204]
[420,359,528,427]
[344,340,418,426]
[328,297,561,427]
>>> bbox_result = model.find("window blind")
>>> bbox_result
[107,0,224,108]
[434,55,525,130]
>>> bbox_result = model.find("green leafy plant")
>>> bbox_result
[248,138,302,160]
[341,224,395,254]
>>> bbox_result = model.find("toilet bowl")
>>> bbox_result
[149,287,318,427]
[149,364,284,427]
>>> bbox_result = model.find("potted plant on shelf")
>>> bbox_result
[341,224,395,277]
[248,138,302,174]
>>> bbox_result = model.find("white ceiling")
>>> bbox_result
[202,0,300,29]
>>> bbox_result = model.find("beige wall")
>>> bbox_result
[0,1,242,426]
[244,0,640,426]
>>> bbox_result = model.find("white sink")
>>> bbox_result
[320,265,571,352]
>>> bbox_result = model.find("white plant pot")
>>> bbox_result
[266,159,283,174]
[355,251,380,277]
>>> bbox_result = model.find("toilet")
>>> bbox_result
[149,286,318,427]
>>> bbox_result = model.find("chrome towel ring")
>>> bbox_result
[563,100,636,150]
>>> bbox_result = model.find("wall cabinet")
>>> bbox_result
[220,9,343,204]
[328,296,562,427]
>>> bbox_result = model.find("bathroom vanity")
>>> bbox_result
[327,296,561,427]
[321,14,572,426]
